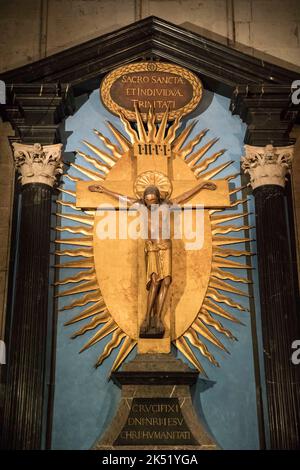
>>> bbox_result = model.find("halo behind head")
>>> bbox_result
[134,170,172,200]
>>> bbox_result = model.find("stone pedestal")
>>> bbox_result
[93,354,218,450]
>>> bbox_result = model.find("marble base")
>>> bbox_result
[92,354,218,450]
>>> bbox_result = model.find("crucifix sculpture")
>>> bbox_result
[75,118,231,355]
[56,68,254,451]
[88,180,217,338]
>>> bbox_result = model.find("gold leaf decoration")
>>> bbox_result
[95,330,127,368]
[57,104,252,376]
[64,302,106,325]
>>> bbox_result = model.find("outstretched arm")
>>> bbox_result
[88,184,137,205]
[171,181,217,205]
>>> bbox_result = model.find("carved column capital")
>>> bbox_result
[241,144,294,190]
[12,142,63,187]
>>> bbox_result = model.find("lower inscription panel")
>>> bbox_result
[114,397,197,446]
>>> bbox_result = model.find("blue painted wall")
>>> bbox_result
[52,89,266,450]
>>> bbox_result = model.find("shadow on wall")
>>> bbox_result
[192,378,218,446]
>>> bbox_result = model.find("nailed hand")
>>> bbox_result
[88,184,104,193]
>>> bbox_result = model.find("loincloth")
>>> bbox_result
[145,239,172,290]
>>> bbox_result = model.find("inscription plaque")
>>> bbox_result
[114,397,197,446]
[100,62,203,121]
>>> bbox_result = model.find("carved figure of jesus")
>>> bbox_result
[89,180,216,338]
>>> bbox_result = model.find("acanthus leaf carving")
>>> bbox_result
[241,144,294,189]
[13,142,63,187]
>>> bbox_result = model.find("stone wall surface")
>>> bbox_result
[0,0,300,73]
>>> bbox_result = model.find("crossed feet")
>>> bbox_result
[139,316,165,338]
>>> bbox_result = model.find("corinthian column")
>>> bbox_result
[241,144,300,449]
[1,143,62,449]
[13,142,63,186]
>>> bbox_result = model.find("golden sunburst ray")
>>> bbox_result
[118,110,139,143]
[211,267,251,284]
[155,106,169,142]
[199,308,237,340]
[203,299,244,324]
[106,121,131,152]
[226,172,240,181]
[56,200,82,212]
[212,224,252,235]
[172,121,197,152]
[164,112,183,144]
[196,160,233,180]
[95,329,127,368]
[77,150,110,174]
[55,279,99,298]
[191,317,229,353]
[229,185,247,195]
[84,210,95,217]
[110,336,137,374]
[56,225,93,236]
[146,105,156,142]
[208,208,223,216]
[55,237,93,247]
[82,140,116,167]
[59,291,102,311]
[175,336,207,376]
[56,213,94,226]
[64,173,81,183]
[178,129,211,160]
[55,248,93,258]
[55,268,95,286]
[93,129,121,159]
[155,105,169,142]
[57,187,76,198]
[213,247,254,258]
[185,137,218,166]
[54,259,94,269]
[209,278,250,297]
[64,302,106,325]
[61,209,92,227]
[134,102,148,142]
[211,211,251,224]
[71,312,111,339]
[70,162,105,180]
[212,256,252,270]
[209,209,225,218]
[193,149,226,175]
[230,198,248,208]
[206,288,248,312]
[212,236,252,246]
[79,318,118,353]
[184,329,220,366]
